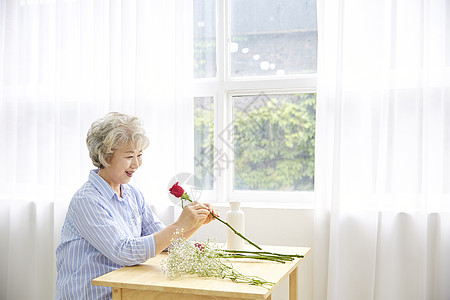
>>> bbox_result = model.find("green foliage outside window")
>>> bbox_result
[194,94,315,192]
[233,94,315,191]
[194,98,215,189]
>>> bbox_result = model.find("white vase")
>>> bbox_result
[226,201,245,250]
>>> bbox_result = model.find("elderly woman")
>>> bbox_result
[55,112,218,299]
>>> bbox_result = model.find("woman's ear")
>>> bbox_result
[104,152,114,166]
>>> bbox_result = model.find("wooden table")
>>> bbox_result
[92,245,310,300]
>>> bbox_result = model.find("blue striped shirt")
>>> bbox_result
[55,169,165,299]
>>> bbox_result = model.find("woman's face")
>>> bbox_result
[100,144,143,187]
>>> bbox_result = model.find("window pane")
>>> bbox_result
[194,97,214,189]
[233,93,315,191]
[230,0,317,77]
[194,0,216,78]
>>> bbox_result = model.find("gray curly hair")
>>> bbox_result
[86,112,149,169]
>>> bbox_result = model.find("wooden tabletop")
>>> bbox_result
[92,245,310,299]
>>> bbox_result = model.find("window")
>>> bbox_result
[193,0,317,204]
[194,96,215,190]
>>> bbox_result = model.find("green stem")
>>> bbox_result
[223,249,304,258]
[219,253,287,263]
[225,266,275,289]
[211,214,262,250]
[181,194,262,250]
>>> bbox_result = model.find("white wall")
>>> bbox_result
[153,205,314,300]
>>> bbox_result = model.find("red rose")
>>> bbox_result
[169,182,185,198]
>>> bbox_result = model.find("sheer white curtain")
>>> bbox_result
[0,0,193,299]
[314,0,450,299]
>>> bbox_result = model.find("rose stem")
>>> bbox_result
[181,195,262,250]
[223,249,304,258]
[209,214,262,250]
[220,253,287,263]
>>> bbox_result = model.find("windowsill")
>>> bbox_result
[211,201,314,210]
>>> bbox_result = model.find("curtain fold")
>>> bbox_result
[0,1,193,299]
[314,0,450,299]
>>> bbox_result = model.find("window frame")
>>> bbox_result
[193,0,317,205]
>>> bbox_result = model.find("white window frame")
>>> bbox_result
[193,0,316,206]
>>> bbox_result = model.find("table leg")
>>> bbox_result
[112,287,122,300]
[289,267,298,300]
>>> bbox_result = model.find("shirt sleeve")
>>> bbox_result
[70,195,157,267]
[139,194,166,237]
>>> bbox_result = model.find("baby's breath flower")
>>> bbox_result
[161,236,275,289]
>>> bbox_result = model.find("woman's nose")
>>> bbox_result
[131,157,139,168]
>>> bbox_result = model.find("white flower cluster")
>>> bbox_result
[161,234,274,289]
[161,235,223,279]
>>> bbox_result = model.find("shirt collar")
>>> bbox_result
[89,169,128,201]
[121,183,132,198]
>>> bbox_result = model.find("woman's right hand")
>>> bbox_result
[175,201,210,232]
[154,201,213,255]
